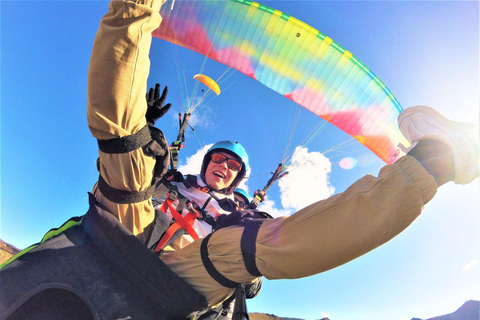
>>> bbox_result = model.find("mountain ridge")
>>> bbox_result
[411,299,479,320]
[0,239,21,264]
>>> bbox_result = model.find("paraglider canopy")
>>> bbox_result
[193,74,221,95]
[154,0,409,164]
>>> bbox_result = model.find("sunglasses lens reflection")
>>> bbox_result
[211,153,241,172]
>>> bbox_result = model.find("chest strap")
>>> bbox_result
[152,192,200,254]
[150,176,218,253]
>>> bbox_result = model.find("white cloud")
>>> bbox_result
[236,166,251,193]
[321,312,331,318]
[256,199,293,218]
[278,146,334,212]
[188,105,214,130]
[168,97,214,133]
[177,144,212,175]
[178,145,334,218]
[463,259,479,272]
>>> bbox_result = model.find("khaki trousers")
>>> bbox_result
[87,0,438,307]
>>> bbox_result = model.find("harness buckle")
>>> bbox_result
[167,189,178,201]
[186,201,201,218]
[163,171,174,181]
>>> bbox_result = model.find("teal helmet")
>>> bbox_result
[233,188,253,209]
[233,188,252,203]
[201,140,249,194]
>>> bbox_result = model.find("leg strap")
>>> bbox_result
[200,234,239,288]
[200,222,264,289]
[240,222,262,277]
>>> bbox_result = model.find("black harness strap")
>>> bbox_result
[201,196,212,210]
[240,222,263,277]
[200,233,239,288]
[98,175,155,204]
[97,125,151,154]
[184,174,209,192]
[96,125,171,205]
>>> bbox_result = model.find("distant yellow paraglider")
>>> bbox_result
[193,74,221,95]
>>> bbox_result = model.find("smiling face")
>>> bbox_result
[204,151,240,191]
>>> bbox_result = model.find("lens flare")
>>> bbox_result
[339,157,357,170]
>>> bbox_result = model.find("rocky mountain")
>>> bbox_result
[249,314,304,320]
[249,314,328,320]
[249,301,480,320]
[251,301,480,320]
[411,300,479,320]
[0,239,20,264]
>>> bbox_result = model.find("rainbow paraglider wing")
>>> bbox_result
[153,0,409,164]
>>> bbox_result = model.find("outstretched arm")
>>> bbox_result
[86,0,166,241]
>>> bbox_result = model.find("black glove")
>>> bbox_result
[143,83,171,181]
[146,83,172,126]
[143,126,170,183]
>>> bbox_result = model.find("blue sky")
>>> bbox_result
[1,1,479,319]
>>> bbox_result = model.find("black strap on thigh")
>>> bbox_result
[98,175,155,204]
[240,222,263,277]
[97,125,151,154]
[200,233,239,288]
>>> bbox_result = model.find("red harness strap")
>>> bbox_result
[153,197,200,253]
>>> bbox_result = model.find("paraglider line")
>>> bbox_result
[169,31,188,114]
[282,118,329,166]
[282,107,302,163]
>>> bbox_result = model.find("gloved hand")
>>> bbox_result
[146,83,171,126]
[143,126,170,182]
[143,83,172,182]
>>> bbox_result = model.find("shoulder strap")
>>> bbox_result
[184,174,210,193]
